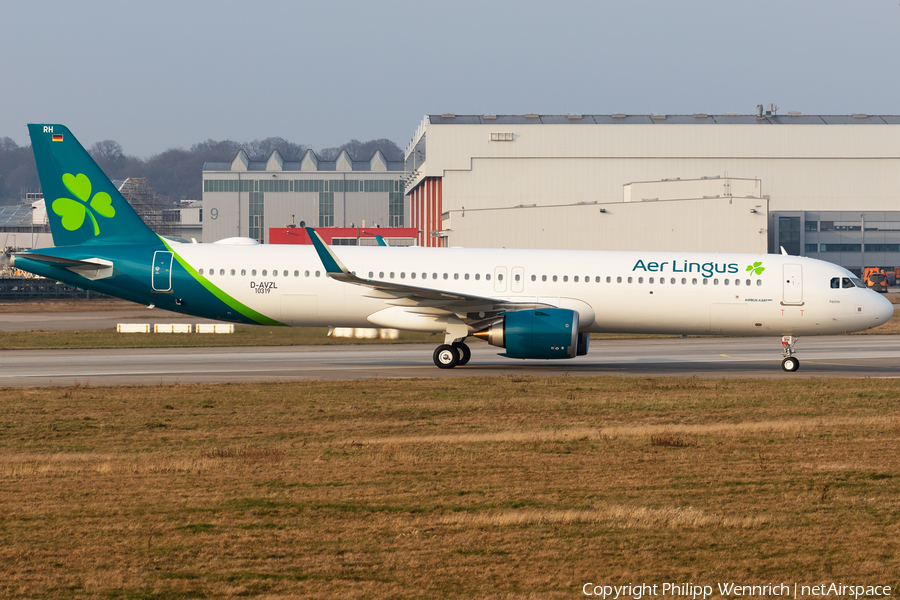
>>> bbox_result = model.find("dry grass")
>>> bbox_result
[0,299,136,312]
[1,376,899,598]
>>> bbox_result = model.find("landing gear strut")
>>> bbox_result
[781,335,800,372]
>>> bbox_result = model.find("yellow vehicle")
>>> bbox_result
[863,267,889,293]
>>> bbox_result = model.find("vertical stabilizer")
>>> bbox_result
[28,124,160,247]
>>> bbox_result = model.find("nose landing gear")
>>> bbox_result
[433,341,472,369]
[781,335,800,372]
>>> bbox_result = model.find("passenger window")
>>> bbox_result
[499,274,504,281]
[199,269,204,275]
[422,273,427,279]
[368,271,374,278]
[649,277,654,284]
[454,273,459,280]
[681,278,686,284]
[272,270,277,277]
[627,277,633,283]
[219,269,224,276]
[531,275,536,282]
[444,273,448,280]
[465,274,469,280]
[597,277,602,283]
[724,279,729,285]
[638,277,644,284]
[552,275,558,282]
[379,272,384,278]
[606,276,611,283]
[315,270,320,277]
[294,270,299,277]
[486,274,491,281]
[756,279,762,286]
[658,277,663,285]
[305,270,310,277]
[411,272,416,279]
[670,278,675,284]
[714,279,719,285]
[230,269,235,276]
[475,274,481,280]
[703,279,708,285]
[574,276,579,282]
[241,269,246,276]
[283,270,288,277]
[735,278,740,286]
[262,270,267,276]
[251,269,257,276]
[617,276,622,283]
[402,272,407,279]
[389,272,395,279]
[562,276,568,282]
[745,279,750,286]
[542,275,547,282]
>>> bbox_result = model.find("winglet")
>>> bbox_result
[305,227,351,276]
[374,234,388,247]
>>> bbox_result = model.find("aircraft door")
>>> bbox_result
[782,264,803,304]
[511,267,525,293]
[152,251,173,292]
[494,266,508,293]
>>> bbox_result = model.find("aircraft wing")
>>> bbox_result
[304,227,551,320]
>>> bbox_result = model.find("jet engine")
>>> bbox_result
[474,308,586,359]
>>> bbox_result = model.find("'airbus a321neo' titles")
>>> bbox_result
[13,124,894,371]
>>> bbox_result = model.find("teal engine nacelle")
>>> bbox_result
[476,308,588,359]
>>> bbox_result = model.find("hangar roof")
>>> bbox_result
[427,114,900,125]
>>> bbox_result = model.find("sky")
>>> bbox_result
[2,0,899,157]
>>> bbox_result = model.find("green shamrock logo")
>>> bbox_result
[52,173,115,236]
[746,261,765,275]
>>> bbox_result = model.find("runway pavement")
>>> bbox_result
[1,335,898,386]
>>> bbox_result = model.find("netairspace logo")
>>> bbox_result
[581,582,892,599]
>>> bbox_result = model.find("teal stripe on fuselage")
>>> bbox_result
[15,244,278,325]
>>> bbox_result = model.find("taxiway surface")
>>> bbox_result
[1,335,898,386]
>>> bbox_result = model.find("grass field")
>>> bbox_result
[1,377,899,598]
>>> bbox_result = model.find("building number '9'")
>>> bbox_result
[210,208,218,220]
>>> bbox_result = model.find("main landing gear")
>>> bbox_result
[433,341,471,369]
[781,335,800,372]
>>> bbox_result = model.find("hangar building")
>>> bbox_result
[403,113,900,275]
[203,148,406,244]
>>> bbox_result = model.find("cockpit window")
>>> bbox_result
[833,276,866,289]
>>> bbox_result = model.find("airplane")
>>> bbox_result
[12,124,895,372]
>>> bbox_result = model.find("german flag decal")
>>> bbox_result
[52,134,63,142]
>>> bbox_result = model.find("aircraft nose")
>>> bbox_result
[873,293,895,325]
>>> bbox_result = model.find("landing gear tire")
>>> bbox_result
[452,342,471,366]
[781,357,800,372]
[434,344,460,369]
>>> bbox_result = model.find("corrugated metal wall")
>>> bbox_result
[410,177,442,247]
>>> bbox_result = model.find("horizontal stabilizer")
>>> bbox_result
[12,253,113,280]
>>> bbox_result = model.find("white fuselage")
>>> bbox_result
[169,243,894,337]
